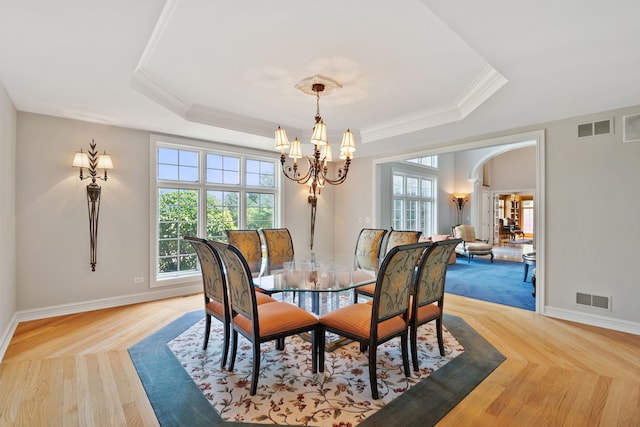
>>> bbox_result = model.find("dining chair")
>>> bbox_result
[352,228,388,303]
[319,241,429,399]
[261,228,295,275]
[184,236,276,367]
[184,236,231,368]
[409,238,460,372]
[355,228,422,302]
[209,240,319,396]
[184,236,277,369]
[226,229,264,277]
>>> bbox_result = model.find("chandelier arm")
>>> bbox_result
[280,154,313,184]
[318,159,351,185]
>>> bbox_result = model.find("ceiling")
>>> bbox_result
[1,0,639,158]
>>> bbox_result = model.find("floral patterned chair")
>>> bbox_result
[226,229,263,277]
[184,236,276,369]
[409,238,460,372]
[351,228,388,303]
[452,224,494,263]
[261,228,295,275]
[210,240,319,396]
[355,229,421,301]
[319,241,429,399]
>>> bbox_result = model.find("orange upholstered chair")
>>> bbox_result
[184,236,276,369]
[210,240,319,396]
[226,229,264,277]
[352,228,388,303]
[355,228,421,302]
[409,238,460,372]
[261,228,295,275]
[319,241,429,399]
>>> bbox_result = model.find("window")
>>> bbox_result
[151,136,280,286]
[405,155,438,168]
[392,172,435,236]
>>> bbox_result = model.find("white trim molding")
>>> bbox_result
[15,285,202,324]
[544,305,640,336]
[0,314,19,362]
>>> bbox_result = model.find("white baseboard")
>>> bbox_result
[1,285,202,361]
[15,285,202,323]
[0,313,19,362]
[544,305,640,335]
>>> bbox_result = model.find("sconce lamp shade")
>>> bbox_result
[97,153,114,170]
[310,121,328,146]
[72,151,90,168]
[288,138,303,159]
[275,126,290,150]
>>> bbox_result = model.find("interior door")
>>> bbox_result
[480,190,492,241]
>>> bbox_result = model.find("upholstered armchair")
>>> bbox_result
[452,224,494,263]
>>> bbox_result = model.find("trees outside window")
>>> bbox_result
[152,138,279,286]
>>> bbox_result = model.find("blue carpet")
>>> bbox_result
[446,256,535,311]
[129,311,505,427]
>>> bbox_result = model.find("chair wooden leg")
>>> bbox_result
[228,330,239,371]
[221,318,230,369]
[368,341,379,399]
[311,329,318,374]
[410,325,419,372]
[318,326,325,373]
[250,341,261,395]
[401,332,410,377]
[436,318,445,356]
[203,314,211,350]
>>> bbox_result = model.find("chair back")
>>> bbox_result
[226,229,263,276]
[261,228,294,274]
[371,242,429,328]
[453,224,476,242]
[413,239,461,308]
[384,229,422,255]
[353,228,388,273]
[184,236,227,306]
[209,241,256,322]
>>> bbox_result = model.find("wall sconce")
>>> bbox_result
[72,139,113,271]
[451,193,469,225]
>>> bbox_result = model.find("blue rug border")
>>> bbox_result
[128,311,505,427]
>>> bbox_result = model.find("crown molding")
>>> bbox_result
[360,106,463,143]
[456,65,508,117]
[360,66,507,144]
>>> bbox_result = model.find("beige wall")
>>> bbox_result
[9,104,640,337]
[0,84,17,353]
[491,146,536,191]
[338,105,640,330]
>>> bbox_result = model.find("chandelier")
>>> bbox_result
[275,75,356,250]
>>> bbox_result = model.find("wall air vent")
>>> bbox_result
[577,118,614,138]
[576,292,611,311]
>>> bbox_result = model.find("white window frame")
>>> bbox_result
[149,134,282,287]
[391,169,437,236]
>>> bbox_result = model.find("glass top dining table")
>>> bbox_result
[252,260,376,315]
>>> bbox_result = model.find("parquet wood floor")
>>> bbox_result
[2,290,639,426]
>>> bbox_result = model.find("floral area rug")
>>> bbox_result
[168,317,463,426]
